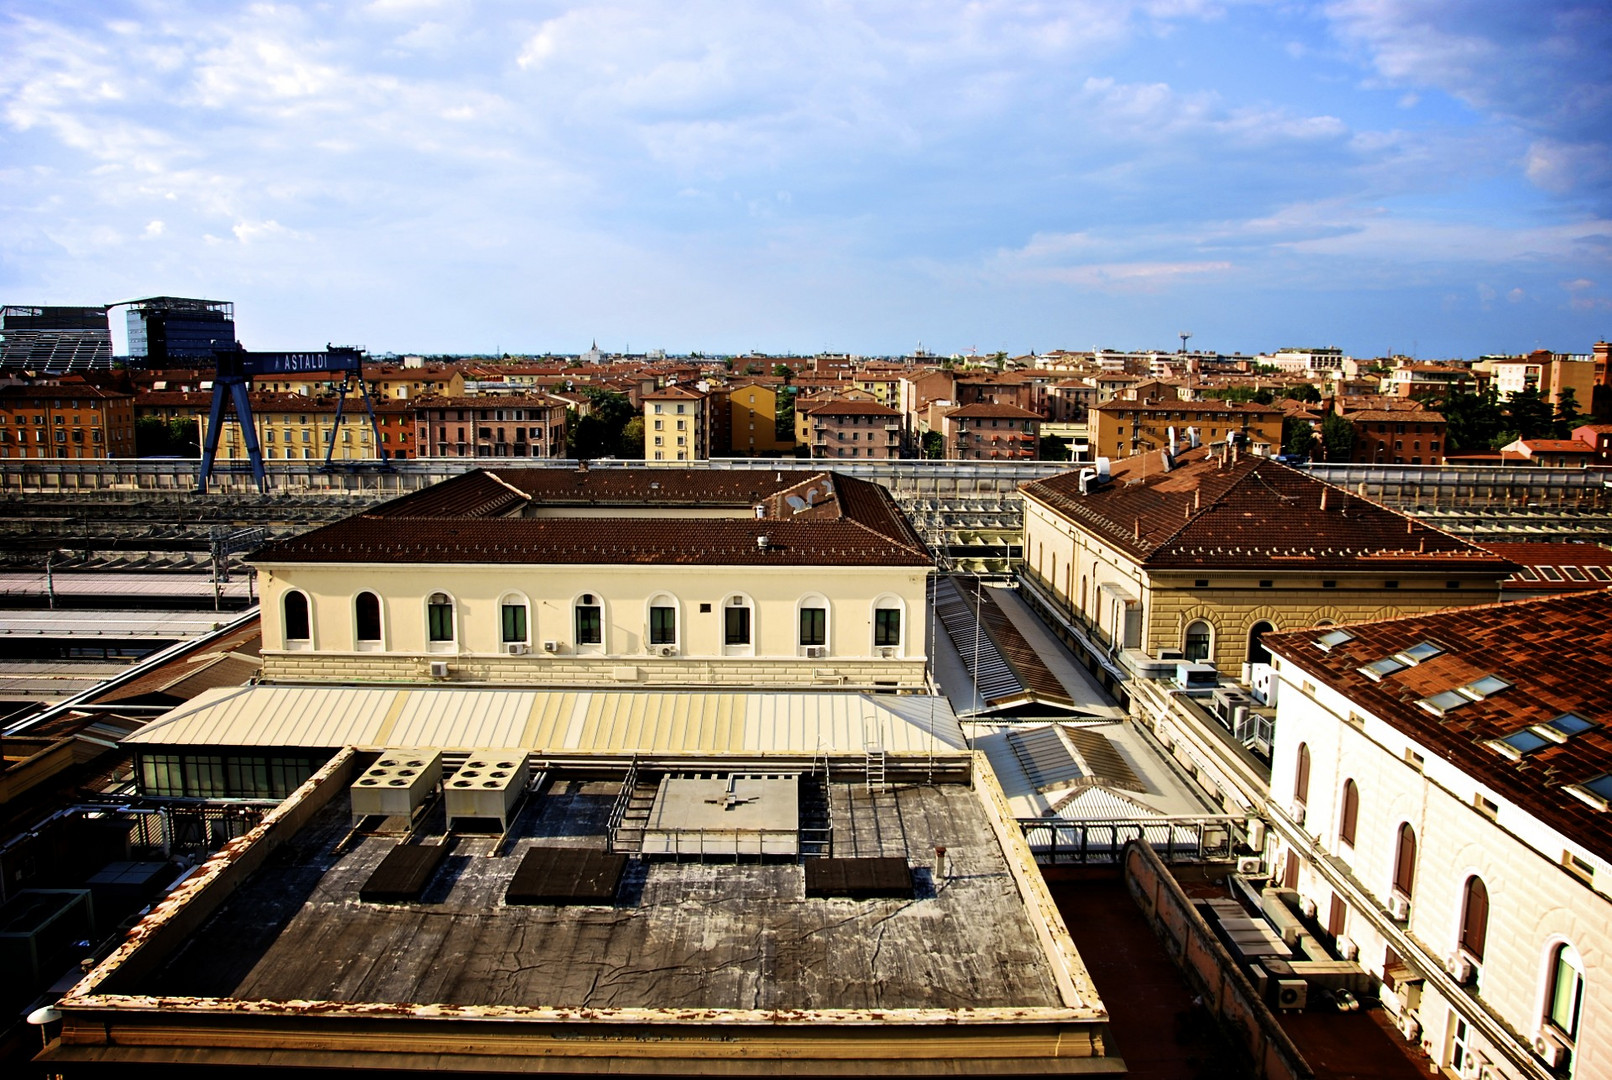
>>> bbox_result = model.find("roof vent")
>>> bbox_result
[757,535,770,550]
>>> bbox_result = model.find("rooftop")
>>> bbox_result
[1021,452,1517,573]
[1262,589,1612,863]
[251,467,931,567]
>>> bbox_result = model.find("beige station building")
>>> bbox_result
[1017,448,1517,697]
[253,467,935,692]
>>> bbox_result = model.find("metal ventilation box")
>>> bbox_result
[350,750,443,825]
[445,752,531,833]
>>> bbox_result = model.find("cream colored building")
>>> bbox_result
[1017,450,1515,699]
[253,467,933,691]
[1262,592,1612,1080]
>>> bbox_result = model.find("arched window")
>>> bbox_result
[1248,620,1275,665]
[427,592,455,644]
[1460,876,1489,961]
[283,591,310,642]
[1293,743,1311,808]
[1339,779,1359,847]
[500,592,530,645]
[1393,822,1417,898]
[355,591,382,645]
[723,592,753,652]
[872,596,904,653]
[798,594,829,653]
[1546,943,1584,1039]
[647,594,678,648]
[1183,620,1212,662]
[574,592,604,651]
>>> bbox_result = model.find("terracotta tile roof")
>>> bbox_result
[253,468,931,567]
[1263,590,1612,862]
[1021,451,1516,573]
[1091,399,1285,418]
[411,393,567,409]
[1345,410,1446,423]
[944,403,1041,419]
[1481,542,1612,591]
[801,399,900,417]
[1517,439,1594,453]
[642,385,707,400]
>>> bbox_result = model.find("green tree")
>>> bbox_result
[1281,417,1315,459]
[774,396,795,442]
[1038,434,1071,461]
[1437,387,1506,454]
[1218,386,1275,405]
[135,416,200,457]
[1282,384,1321,404]
[619,416,644,459]
[1504,386,1553,441]
[1319,413,1355,462]
[1553,387,1582,439]
[566,389,637,458]
[921,430,944,459]
[772,364,794,382]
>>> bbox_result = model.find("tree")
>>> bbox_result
[1553,387,1582,439]
[619,417,644,459]
[1319,413,1355,462]
[1038,434,1071,461]
[1282,384,1321,404]
[1281,417,1315,459]
[772,364,794,383]
[135,416,200,457]
[566,389,637,458]
[921,431,944,459]
[1218,386,1275,405]
[1437,387,1505,454]
[774,396,795,442]
[1504,386,1553,442]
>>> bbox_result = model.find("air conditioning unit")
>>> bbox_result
[1399,1014,1420,1042]
[428,660,449,679]
[1534,1029,1569,1068]
[542,640,559,653]
[1445,952,1474,984]
[877,646,897,659]
[1236,855,1264,875]
[1300,896,1318,919]
[1289,800,1306,826]
[658,645,677,657]
[505,642,529,656]
[804,645,826,659]
[1388,893,1411,921]
[1274,979,1308,1011]
[1337,936,1358,961]
[1459,1050,1489,1080]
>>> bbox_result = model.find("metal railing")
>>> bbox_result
[1018,815,1242,865]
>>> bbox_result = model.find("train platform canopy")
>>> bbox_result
[126,684,968,759]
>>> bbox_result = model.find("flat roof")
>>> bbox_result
[126,685,968,757]
[0,609,235,639]
[50,750,1118,1075]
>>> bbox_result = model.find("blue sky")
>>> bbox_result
[2,1,1609,358]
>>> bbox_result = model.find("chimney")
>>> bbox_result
[1320,488,1328,510]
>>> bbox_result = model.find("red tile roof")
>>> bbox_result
[1021,451,1516,573]
[1263,589,1612,862]
[1480,543,1612,591]
[944,403,1041,419]
[253,468,931,567]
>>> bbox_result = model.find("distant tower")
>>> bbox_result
[1179,331,1192,354]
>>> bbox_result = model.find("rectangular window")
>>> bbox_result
[649,606,676,644]
[501,603,527,643]
[724,605,751,646]
[799,607,826,646]
[575,605,602,644]
[874,608,901,647]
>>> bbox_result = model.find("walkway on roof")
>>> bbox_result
[126,685,968,758]
[930,579,1124,720]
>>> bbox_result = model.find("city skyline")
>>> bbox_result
[3,1,1609,358]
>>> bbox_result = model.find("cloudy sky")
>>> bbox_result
[2,1,1609,358]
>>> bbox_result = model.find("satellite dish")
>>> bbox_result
[785,495,807,511]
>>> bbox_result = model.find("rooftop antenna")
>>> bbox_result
[1179,331,1192,354]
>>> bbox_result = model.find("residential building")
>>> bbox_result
[1017,449,1516,694]
[251,467,933,690]
[1345,409,1447,466]
[413,394,568,458]
[1572,423,1612,465]
[1261,591,1612,1080]
[0,382,135,459]
[1086,399,1284,461]
[935,402,1041,460]
[1390,362,1479,400]
[1499,438,1597,468]
[722,380,794,455]
[185,392,414,461]
[1489,351,1596,411]
[642,385,708,461]
[798,398,903,459]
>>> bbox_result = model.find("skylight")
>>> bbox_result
[1539,566,1564,581]
[1418,690,1471,716]
[1395,641,1445,665]
[1316,629,1355,652]
[1358,657,1406,681]
[1463,675,1511,700]
[1500,730,1551,755]
[1564,566,1587,582]
[1546,712,1596,737]
[1587,566,1610,582]
[1583,775,1612,801]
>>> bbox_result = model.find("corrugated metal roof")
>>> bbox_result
[126,686,967,756]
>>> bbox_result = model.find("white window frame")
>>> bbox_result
[498,591,532,648]
[646,593,680,653]
[282,589,314,651]
[722,592,755,657]
[797,594,831,657]
[353,590,386,652]
[425,590,459,653]
[871,594,905,657]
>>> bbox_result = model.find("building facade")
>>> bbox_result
[0,383,135,459]
[413,394,568,458]
[798,398,903,459]
[1087,400,1284,461]
[1262,592,1612,1080]
[642,386,709,461]
[253,468,933,691]
[938,403,1041,460]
